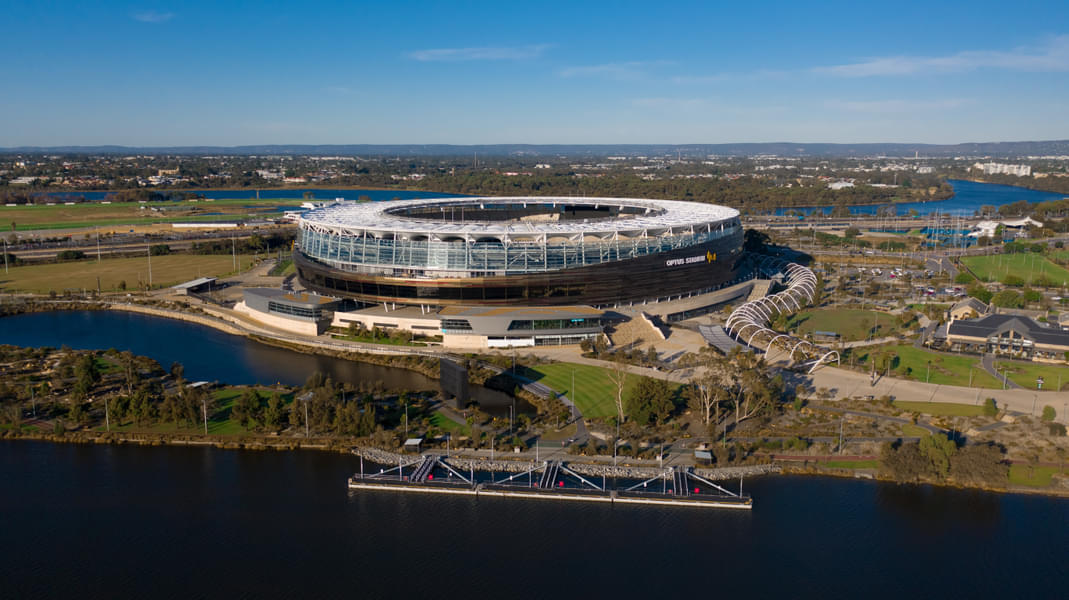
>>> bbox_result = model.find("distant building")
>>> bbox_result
[945,314,1069,363]
[967,217,1042,239]
[948,297,988,321]
[972,162,1032,177]
[827,180,854,190]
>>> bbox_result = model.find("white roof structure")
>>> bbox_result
[968,217,1043,237]
[299,196,739,242]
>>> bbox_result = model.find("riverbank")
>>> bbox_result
[4,425,1064,499]
[0,297,446,379]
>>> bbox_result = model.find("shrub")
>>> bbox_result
[56,250,86,261]
[1049,423,1067,437]
[1001,274,1026,287]
[949,443,1007,486]
[1041,405,1056,422]
[983,398,998,417]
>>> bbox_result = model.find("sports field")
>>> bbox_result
[2,198,305,231]
[0,253,258,293]
[526,362,641,419]
[786,308,912,341]
[960,253,1069,286]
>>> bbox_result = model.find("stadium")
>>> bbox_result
[294,196,744,308]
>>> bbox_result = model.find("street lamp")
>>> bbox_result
[926,360,931,384]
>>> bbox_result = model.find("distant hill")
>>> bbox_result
[4,140,1069,158]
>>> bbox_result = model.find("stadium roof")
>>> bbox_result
[299,197,739,240]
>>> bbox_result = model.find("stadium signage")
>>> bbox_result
[665,251,715,267]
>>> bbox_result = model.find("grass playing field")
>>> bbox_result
[786,308,912,341]
[2,197,306,231]
[0,253,259,293]
[525,362,642,419]
[960,253,1069,286]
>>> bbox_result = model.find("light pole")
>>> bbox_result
[926,360,931,384]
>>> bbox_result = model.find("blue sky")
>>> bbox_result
[2,0,1068,146]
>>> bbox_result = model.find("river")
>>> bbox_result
[777,179,1066,216]
[0,440,1065,598]
[0,309,518,412]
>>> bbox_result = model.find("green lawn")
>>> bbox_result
[0,253,258,293]
[851,344,1002,388]
[268,259,295,276]
[823,460,880,469]
[1008,464,1066,487]
[901,423,930,437]
[525,362,642,419]
[961,253,1069,286]
[786,308,913,341]
[3,197,306,231]
[429,411,470,435]
[995,360,1069,391]
[893,400,984,417]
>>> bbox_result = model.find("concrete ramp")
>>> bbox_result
[745,279,772,303]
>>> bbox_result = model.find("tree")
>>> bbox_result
[68,400,87,426]
[232,389,261,430]
[119,351,140,395]
[170,362,185,384]
[627,376,674,426]
[950,443,1008,486]
[919,433,957,479]
[685,347,734,429]
[880,442,931,482]
[71,354,101,401]
[605,358,629,425]
[1041,405,1056,422]
[983,398,998,417]
[263,392,284,431]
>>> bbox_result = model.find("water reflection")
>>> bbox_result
[0,310,518,411]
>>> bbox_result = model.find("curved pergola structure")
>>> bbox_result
[725,256,839,372]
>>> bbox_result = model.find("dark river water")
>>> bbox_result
[1,440,1066,599]
[0,310,514,409]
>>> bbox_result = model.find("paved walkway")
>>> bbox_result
[805,364,1068,423]
[981,353,1021,389]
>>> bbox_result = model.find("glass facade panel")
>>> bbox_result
[298,219,741,279]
